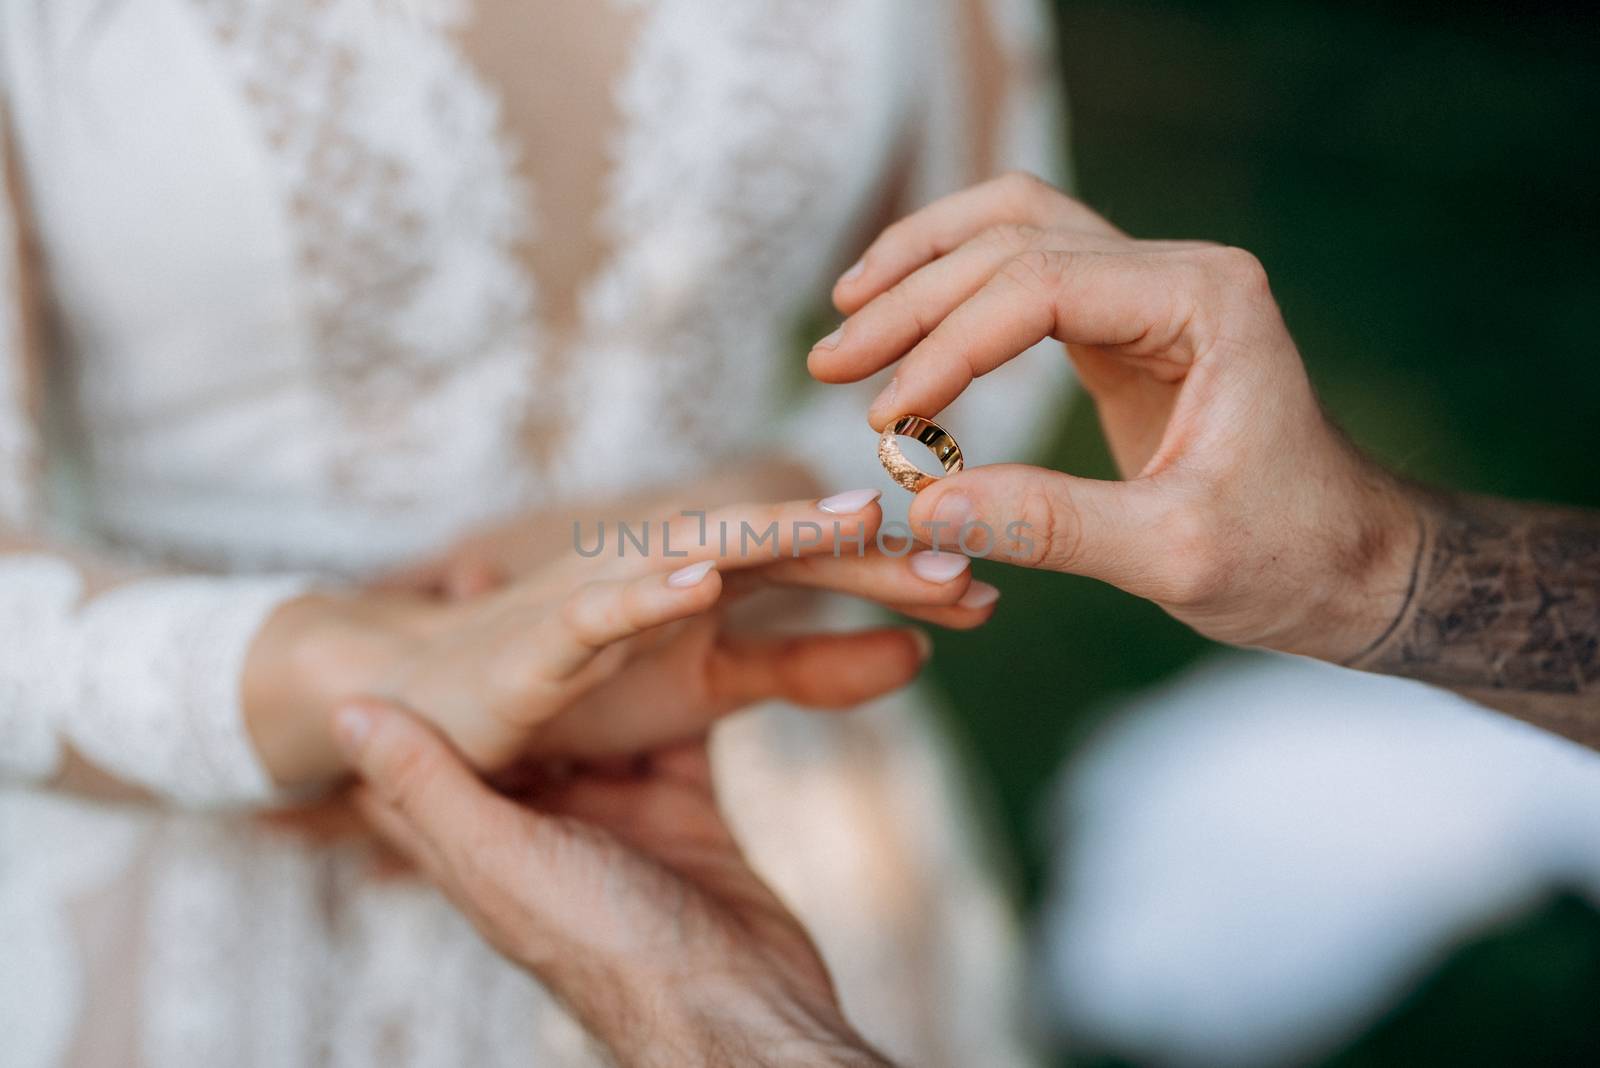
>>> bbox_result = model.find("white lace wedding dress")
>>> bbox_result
[0,2,1072,1065]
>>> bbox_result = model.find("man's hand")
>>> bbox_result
[810,172,1418,663]
[811,172,1600,737]
[332,699,891,1068]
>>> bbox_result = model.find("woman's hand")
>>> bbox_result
[809,173,1418,663]
[333,699,892,1068]
[246,493,998,789]
[381,456,823,598]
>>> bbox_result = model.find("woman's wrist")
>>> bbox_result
[243,590,441,788]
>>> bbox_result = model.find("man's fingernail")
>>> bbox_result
[839,258,866,285]
[869,377,898,417]
[814,326,844,350]
[910,629,933,662]
[818,488,882,515]
[667,560,717,588]
[910,549,970,583]
[929,492,973,539]
[958,581,1001,609]
[332,704,376,760]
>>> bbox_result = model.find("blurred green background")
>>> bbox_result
[922,1,1600,1063]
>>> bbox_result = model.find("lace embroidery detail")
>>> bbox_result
[195,0,551,506]
[562,0,863,491]
[142,821,324,1065]
[64,570,314,805]
[0,554,310,803]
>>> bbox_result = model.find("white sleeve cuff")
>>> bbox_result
[0,555,314,806]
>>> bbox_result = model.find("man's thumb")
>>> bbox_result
[907,464,1156,585]
[332,698,490,843]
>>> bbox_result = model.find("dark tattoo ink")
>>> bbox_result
[1357,496,1600,706]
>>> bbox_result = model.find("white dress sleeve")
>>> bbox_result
[785,0,1075,501]
[0,111,311,806]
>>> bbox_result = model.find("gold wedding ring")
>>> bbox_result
[878,415,964,493]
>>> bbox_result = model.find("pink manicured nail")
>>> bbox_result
[814,326,844,350]
[909,550,970,583]
[909,629,933,662]
[818,488,882,515]
[668,560,716,588]
[869,377,898,415]
[839,258,866,284]
[958,581,1001,609]
[331,704,375,758]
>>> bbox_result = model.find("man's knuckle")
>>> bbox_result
[1000,248,1063,295]
[1167,252,1212,294]
[1018,486,1080,569]
[992,170,1052,213]
[884,279,935,337]
[998,169,1048,197]
[1205,246,1271,294]
[1156,509,1228,606]
[878,216,912,250]
[974,224,1011,250]
[977,222,1042,252]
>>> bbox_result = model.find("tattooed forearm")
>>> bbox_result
[1352,493,1600,741]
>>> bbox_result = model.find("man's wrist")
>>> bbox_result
[1338,485,1429,667]
[1259,457,1423,664]
[1325,474,1428,664]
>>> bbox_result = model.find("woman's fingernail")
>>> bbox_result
[869,377,898,416]
[839,258,866,285]
[332,704,376,759]
[818,488,882,515]
[667,560,717,588]
[814,326,844,350]
[909,550,970,583]
[910,629,933,662]
[958,581,1001,609]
